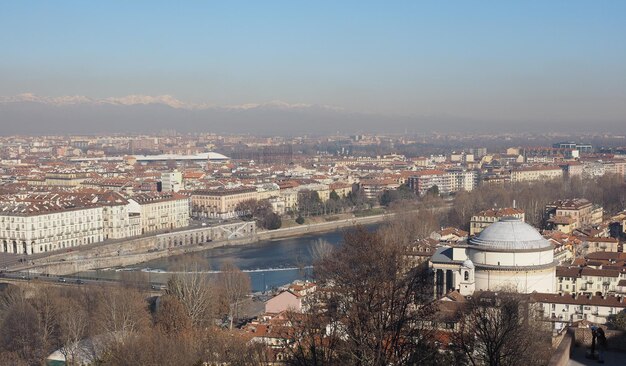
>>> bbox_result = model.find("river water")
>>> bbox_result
[75,225,378,292]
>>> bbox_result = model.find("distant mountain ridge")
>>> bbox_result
[0,93,618,135]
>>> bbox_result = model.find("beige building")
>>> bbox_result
[545,198,603,232]
[191,187,258,219]
[129,193,190,234]
[329,182,352,198]
[556,266,622,295]
[510,166,563,183]
[97,192,142,240]
[469,207,525,236]
[44,171,91,187]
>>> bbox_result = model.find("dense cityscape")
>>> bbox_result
[0,132,625,364]
[3,1,626,365]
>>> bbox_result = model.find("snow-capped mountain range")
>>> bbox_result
[0,93,342,111]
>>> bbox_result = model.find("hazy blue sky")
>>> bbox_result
[1,1,625,124]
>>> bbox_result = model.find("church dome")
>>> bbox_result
[470,217,552,251]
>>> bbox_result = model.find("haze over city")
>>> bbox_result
[3,2,626,366]
[1,1,626,134]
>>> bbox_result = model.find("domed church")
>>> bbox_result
[430,217,556,297]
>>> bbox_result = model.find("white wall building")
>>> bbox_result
[161,170,183,192]
[0,202,104,255]
[430,218,556,297]
[128,193,190,235]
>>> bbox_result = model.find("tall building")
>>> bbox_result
[408,169,476,196]
[161,170,183,192]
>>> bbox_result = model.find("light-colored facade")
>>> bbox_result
[161,170,183,192]
[100,195,142,240]
[44,171,91,187]
[0,203,103,254]
[431,218,556,297]
[469,207,525,236]
[128,193,190,234]
[191,187,258,219]
[408,170,451,196]
[408,169,476,196]
[556,267,622,296]
[545,198,603,232]
[533,293,626,326]
[510,166,563,183]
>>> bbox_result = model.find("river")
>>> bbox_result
[75,224,379,292]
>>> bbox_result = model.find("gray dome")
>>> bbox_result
[462,259,475,269]
[470,217,551,251]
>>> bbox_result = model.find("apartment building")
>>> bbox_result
[545,198,603,232]
[329,182,353,198]
[556,267,622,295]
[469,207,526,236]
[161,170,183,192]
[191,187,258,219]
[128,192,190,234]
[446,169,477,193]
[510,166,563,183]
[0,199,104,255]
[533,293,626,326]
[408,169,477,196]
[97,192,141,240]
[44,171,91,187]
[359,179,400,199]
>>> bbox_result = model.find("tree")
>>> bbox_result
[154,295,192,335]
[261,211,282,230]
[453,292,551,366]
[329,190,341,201]
[93,287,151,344]
[289,226,439,365]
[0,301,44,365]
[166,260,217,328]
[57,297,90,365]
[426,184,439,197]
[217,260,251,329]
[298,190,323,217]
[235,199,260,221]
[295,215,305,225]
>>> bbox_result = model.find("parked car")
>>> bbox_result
[75,279,84,284]
[58,277,66,283]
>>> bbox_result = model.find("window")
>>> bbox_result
[464,271,469,281]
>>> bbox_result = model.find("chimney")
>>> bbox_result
[513,200,516,209]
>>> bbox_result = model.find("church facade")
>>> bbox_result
[430,217,557,297]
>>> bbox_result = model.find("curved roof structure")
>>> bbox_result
[470,217,552,251]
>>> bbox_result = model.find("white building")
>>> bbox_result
[96,192,141,240]
[161,171,183,192]
[0,201,103,255]
[128,193,190,235]
[532,293,626,328]
[430,218,556,297]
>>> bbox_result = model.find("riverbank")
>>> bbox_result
[11,211,394,276]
